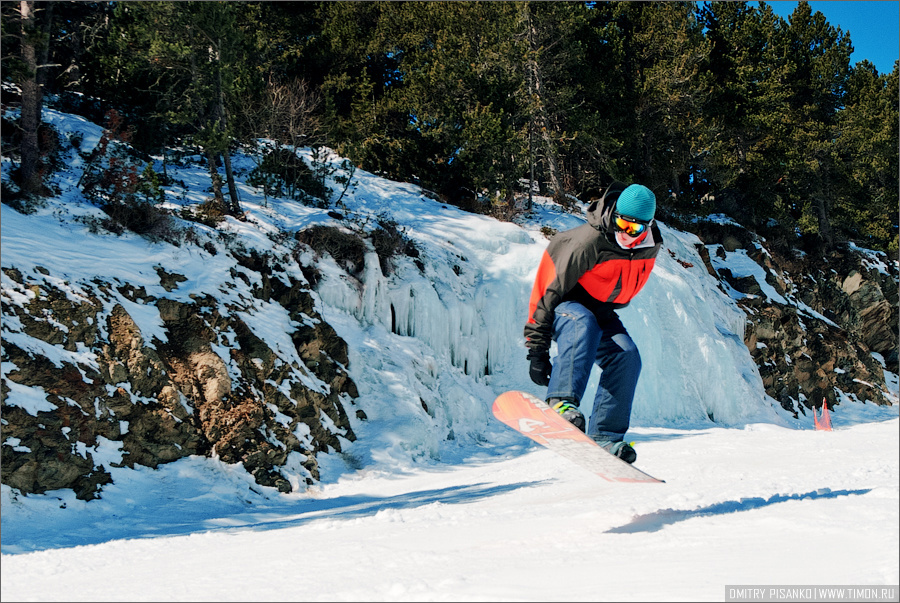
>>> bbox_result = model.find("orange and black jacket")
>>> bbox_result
[524,183,663,353]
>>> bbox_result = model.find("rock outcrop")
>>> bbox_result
[1,251,359,500]
[691,219,897,415]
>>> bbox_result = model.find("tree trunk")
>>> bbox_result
[538,117,563,202]
[523,5,563,203]
[213,36,242,217]
[813,196,834,248]
[206,150,225,209]
[35,1,54,89]
[222,151,241,216]
[18,0,43,197]
[527,126,534,210]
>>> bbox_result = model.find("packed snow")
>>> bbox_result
[2,108,898,601]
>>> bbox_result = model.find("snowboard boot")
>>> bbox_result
[597,440,637,464]
[549,398,585,432]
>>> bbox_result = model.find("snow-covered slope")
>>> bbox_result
[2,418,897,601]
[2,109,898,599]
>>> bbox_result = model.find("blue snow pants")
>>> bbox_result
[545,301,641,443]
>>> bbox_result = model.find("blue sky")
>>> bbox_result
[767,1,899,74]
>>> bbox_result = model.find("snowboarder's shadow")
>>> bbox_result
[203,480,549,534]
[606,488,872,533]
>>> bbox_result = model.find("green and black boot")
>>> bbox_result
[598,440,637,464]
[548,398,585,432]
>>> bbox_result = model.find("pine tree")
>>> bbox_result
[697,1,782,223]
[766,1,852,247]
[96,1,256,217]
[516,1,599,205]
[834,62,899,252]
[596,2,708,204]
[318,2,527,207]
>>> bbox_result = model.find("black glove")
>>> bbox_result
[527,350,552,386]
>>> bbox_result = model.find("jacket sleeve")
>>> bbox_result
[523,250,558,352]
[523,227,598,352]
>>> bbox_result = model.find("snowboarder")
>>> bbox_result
[524,182,662,464]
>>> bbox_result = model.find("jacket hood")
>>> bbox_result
[586,182,627,232]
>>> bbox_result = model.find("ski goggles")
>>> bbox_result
[613,213,650,237]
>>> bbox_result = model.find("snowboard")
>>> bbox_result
[492,390,663,484]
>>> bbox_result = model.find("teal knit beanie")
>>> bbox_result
[615,184,656,222]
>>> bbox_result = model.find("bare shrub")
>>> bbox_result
[296,226,367,275]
